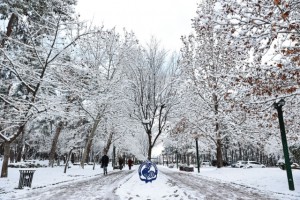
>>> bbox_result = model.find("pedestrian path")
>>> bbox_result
[115,166,197,199]
[3,166,282,200]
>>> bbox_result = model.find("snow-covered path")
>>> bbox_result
[11,170,135,200]
[158,167,274,200]
[115,166,276,200]
[6,166,284,200]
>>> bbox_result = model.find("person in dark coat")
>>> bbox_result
[128,158,133,170]
[118,157,124,170]
[101,154,109,175]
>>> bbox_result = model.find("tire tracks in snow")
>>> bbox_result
[159,167,276,200]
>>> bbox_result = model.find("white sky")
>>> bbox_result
[76,0,199,51]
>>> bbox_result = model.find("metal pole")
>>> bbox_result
[196,138,200,173]
[176,151,178,169]
[112,146,115,168]
[274,100,295,191]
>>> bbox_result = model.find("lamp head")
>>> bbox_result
[274,99,285,109]
[278,99,285,106]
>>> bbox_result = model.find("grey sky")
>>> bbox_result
[76,0,198,51]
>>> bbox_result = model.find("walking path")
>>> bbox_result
[157,167,274,200]
[11,170,134,200]
[7,166,282,200]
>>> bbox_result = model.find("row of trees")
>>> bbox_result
[0,0,178,177]
[161,145,281,167]
[163,0,300,167]
[1,0,299,177]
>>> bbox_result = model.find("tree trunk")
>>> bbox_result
[1,13,18,48]
[64,148,74,173]
[85,142,92,163]
[81,113,101,168]
[49,121,64,167]
[16,135,24,162]
[212,92,223,168]
[57,156,60,166]
[216,138,223,168]
[103,131,113,155]
[147,131,152,160]
[9,148,14,163]
[215,123,223,168]
[1,142,10,177]
[1,123,26,177]
[23,144,29,161]
[259,151,263,163]
[239,144,242,160]
[244,149,247,161]
[147,145,152,161]
[224,148,228,162]
[93,154,100,170]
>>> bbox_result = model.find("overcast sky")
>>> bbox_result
[76,0,199,52]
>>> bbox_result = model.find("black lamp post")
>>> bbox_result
[273,99,295,191]
[192,132,201,173]
[195,137,200,173]
[112,145,116,168]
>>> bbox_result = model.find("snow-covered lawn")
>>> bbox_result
[0,160,300,200]
[183,166,300,199]
[0,161,105,197]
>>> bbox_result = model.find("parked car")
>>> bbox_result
[201,160,211,166]
[277,159,300,170]
[245,161,266,168]
[291,163,300,169]
[232,160,247,168]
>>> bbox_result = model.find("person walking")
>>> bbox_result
[118,157,124,170]
[128,158,133,170]
[101,154,109,175]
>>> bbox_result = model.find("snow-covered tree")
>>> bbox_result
[217,0,300,97]
[180,0,249,167]
[123,38,179,160]
[0,0,88,177]
[216,0,300,157]
[62,27,139,168]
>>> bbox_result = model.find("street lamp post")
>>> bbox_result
[273,99,295,191]
[175,150,179,169]
[195,138,200,173]
[112,145,116,168]
[162,150,165,166]
[192,132,201,173]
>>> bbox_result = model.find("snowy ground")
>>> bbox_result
[0,161,300,200]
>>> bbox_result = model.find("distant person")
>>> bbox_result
[118,157,124,170]
[101,154,109,175]
[128,158,133,170]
